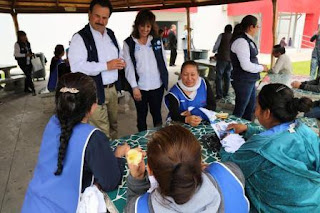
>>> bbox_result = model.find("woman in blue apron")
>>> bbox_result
[22,73,130,212]
[47,44,65,92]
[125,125,249,213]
[165,61,216,127]
[221,83,320,212]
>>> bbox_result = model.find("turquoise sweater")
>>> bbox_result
[220,121,320,213]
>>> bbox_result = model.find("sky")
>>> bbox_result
[0,12,137,66]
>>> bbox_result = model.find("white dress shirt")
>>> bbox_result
[270,54,292,74]
[68,24,120,85]
[231,33,263,73]
[14,42,31,65]
[123,35,166,91]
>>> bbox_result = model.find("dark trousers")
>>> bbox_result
[170,48,177,65]
[215,60,232,98]
[132,86,164,132]
[232,80,256,121]
[20,64,35,92]
[183,49,188,61]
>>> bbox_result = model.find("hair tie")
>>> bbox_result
[276,86,286,93]
[59,87,79,94]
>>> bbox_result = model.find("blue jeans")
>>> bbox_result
[232,80,256,121]
[215,60,232,98]
[183,49,188,61]
[305,106,320,118]
[310,48,320,79]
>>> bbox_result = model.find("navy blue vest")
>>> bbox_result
[78,24,121,105]
[124,36,168,90]
[230,34,260,82]
[15,41,31,67]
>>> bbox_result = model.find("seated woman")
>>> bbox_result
[22,73,130,212]
[269,44,292,75]
[47,44,65,92]
[125,125,249,213]
[220,83,320,212]
[165,61,216,127]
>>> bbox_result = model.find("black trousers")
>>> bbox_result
[170,48,177,65]
[131,86,164,132]
[20,64,35,92]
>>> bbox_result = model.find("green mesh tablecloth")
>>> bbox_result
[105,115,318,213]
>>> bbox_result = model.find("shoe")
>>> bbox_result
[216,96,222,100]
[32,91,36,96]
[24,89,32,93]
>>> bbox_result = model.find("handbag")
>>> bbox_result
[31,56,43,72]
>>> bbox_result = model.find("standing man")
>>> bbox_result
[168,24,177,66]
[181,25,194,62]
[212,24,233,99]
[68,0,125,139]
[310,29,320,79]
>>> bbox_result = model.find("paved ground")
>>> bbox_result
[0,49,313,212]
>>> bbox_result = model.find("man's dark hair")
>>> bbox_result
[273,44,286,55]
[89,0,113,16]
[224,24,232,33]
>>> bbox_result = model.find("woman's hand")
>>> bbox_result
[262,65,269,72]
[180,110,191,117]
[291,81,301,89]
[127,148,146,180]
[133,87,142,101]
[227,123,247,134]
[114,142,130,158]
[185,115,202,127]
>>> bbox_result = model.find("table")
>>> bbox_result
[105,115,319,213]
[194,59,217,80]
[0,64,17,78]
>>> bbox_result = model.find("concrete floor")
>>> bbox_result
[0,52,183,213]
[0,49,313,212]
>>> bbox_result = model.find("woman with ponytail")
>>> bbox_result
[125,125,249,213]
[221,83,320,212]
[22,73,130,212]
[230,15,268,121]
[47,44,65,92]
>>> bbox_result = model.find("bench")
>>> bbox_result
[0,75,26,93]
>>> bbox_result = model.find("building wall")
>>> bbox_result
[228,0,320,53]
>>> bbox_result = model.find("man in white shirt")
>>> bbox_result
[269,45,292,75]
[68,0,125,139]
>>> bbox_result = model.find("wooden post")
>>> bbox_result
[271,0,278,66]
[186,7,191,60]
[11,11,20,38]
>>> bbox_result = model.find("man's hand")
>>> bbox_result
[291,81,301,89]
[107,58,126,70]
[133,87,142,101]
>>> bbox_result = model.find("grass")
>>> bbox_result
[292,61,311,76]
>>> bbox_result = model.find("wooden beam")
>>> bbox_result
[56,0,59,7]
[271,0,278,66]
[11,11,19,38]
[186,7,191,60]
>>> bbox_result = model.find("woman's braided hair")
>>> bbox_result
[54,72,96,175]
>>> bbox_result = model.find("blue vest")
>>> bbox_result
[136,162,249,213]
[78,24,121,105]
[22,116,97,213]
[231,34,260,82]
[165,78,208,120]
[124,36,169,90]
